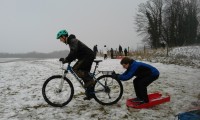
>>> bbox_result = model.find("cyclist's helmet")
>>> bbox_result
[56,30,68,39]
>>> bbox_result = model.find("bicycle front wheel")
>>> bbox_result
[93,75,123,105]
[42,75,74,107]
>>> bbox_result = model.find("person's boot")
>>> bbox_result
[132,98,148,105]
[83,87,94,100]
[83,95,93,100]
[132,98,143,102]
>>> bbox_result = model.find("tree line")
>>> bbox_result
[0,50,69,58]
[135,0,200,49]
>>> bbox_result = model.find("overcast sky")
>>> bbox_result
[0,0,147,53]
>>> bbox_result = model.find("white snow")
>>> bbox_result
[169,46,200,59]
[0,58,200,120]
[0,58,20,63]
[137,46,200,68]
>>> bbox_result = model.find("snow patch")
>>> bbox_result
[0,58,200,119]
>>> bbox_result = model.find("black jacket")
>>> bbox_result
[65,34,95,62]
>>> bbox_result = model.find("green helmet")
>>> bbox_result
[56,30,68,39]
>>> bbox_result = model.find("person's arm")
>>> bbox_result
[118,63,139,81]
[65,39,78,62]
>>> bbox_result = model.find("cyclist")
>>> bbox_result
[112,57,160,104]
[57,30,95,100]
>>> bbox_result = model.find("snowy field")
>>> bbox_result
[0,58,20,63]
[169,46,200,59]
[0,58,45,63]
[0,58,200,120]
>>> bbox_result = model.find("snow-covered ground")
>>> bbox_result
[0,58,200,120]
[0,58,46,63]
[0,58,20,63]
[169,46,200,59]
[135,46,200,68]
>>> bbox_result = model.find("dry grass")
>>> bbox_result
[129,48,167,60]
[128,48,200,68]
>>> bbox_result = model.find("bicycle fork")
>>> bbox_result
[58,71,67,92]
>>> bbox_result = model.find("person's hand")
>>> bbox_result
[59,58,64,62]
[59,58,66,64]
[112,71,119,80]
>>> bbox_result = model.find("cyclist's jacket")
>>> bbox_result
[118,60,160,81]
[65,34,95,62]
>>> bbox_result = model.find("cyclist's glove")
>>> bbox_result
[112,71,120,80]
[59,58,68,64]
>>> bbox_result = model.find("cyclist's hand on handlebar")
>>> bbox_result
[59,58,68,64]
[59,58,64,62]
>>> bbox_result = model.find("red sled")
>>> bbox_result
[116,56,125,59]
[126,92,170,109]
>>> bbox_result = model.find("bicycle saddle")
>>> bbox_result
[93,60,102,64]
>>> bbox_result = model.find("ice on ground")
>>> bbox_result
[0,58,200,120]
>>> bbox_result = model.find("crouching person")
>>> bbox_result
[112,57,160,104]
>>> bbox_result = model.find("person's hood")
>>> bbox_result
[66,34,76,44]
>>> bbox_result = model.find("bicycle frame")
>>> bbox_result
[59,62,103,90]
[42,61,123,107]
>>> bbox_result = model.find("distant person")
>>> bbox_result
[112,57,160,104]
[119,45,123,56]
[124,48,128,56]
[56,29,95,100]
[103,45,108,60]
[128,47,130,53]
[93,45,98,59]
[110,48,114,59]
[160,42,166,49]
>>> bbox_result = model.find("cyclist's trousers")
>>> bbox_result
[72,58,94,81]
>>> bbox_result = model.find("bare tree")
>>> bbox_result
[163,0,200,46]
[135,0,200,49]
[135,0,164,49]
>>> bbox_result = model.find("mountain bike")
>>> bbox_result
[42,60,123,107]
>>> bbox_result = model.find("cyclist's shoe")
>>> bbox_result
[83,87,94,100]
[83,96,93,100]
[83,80,95,88]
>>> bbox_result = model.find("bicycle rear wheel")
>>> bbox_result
[42,75,74,107]
[93,75,123,105]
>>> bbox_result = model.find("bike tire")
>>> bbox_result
[42,75,74,107]
[93,75,123,105]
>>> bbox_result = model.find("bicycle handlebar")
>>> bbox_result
[59,61,72,70]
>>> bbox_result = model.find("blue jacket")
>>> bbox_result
[118,60,160,81]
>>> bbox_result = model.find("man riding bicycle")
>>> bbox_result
[56,30,95,100]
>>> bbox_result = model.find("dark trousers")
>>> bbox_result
[104,54,107,59]
[125,52,127,56]
[94,52,97,59]
[133,75,159,102]
[73,58,94,82]
[111,53,114,59]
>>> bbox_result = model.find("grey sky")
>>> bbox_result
[0,0,147,53]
